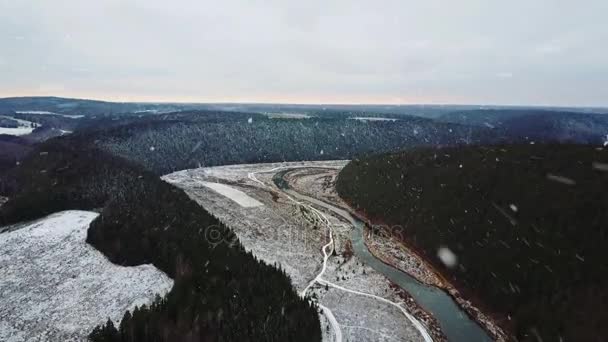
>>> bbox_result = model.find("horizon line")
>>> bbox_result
[1,94,607,109]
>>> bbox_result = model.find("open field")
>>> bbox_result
[164,161,439,342]
[0,211,173,341]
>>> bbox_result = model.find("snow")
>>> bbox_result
[0,211,173,342]
[264,113,311,119]
[0,127,34,136]
[350,117,397,122]
[0,116,39,136]
[15,111,84,119]
[437,247,458,268]
[164,162,431,342]
[199,181,263,208]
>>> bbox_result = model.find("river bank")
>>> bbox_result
[284,166,507,341]
[348,203,508,342]
[164,162,433,342]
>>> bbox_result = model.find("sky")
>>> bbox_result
[1,0,607,106]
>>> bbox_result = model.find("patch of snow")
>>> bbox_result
[0,116,39,136]
[0,127,34,136]
[198,181,263,208]
[350,117,397,122]
[15,111,84,119]
[0,211,173,342]
[264,113,311,119]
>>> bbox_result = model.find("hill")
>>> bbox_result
[439,109,608,144]
[0,139,321,341]
[87,112,501,175]
[336,144,608,341]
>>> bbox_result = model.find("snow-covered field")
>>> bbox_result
[199,181,263,207]
[164,162,428,342]
[15,111,84,119]
[350,117,398,122]
[0,211,173,342]
[0,116,39,136]
[0,127,34,136]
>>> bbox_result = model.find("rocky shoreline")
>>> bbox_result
[284,165,508,341]
[350,207,508,342]
[387,281,448,342]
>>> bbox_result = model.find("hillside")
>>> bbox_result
[336,144,608,341]
[89,113,501,175]
[439,109,608,144]
[0,139,321,341]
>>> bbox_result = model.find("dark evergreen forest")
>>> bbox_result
[0,139,321,342]
[337,144,608,341]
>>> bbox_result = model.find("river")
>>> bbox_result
[274,169,492,342]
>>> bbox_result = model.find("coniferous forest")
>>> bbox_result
[1,97,608,341]
[0,138,321,342]
[336,144,608,342]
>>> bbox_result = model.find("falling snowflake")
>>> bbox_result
[149,146,155,151]
[509,204,518,212]
[437,246,458,268]
[604,134,608,147]
[248,117,253,124]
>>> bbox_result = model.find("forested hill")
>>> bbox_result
[88,113,501,175]
[439,109,608,144]
[0,139,321,341]
[336,144,608,342]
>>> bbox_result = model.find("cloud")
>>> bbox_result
[0,0,607,106]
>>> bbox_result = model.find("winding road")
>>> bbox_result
[248,167,433,342]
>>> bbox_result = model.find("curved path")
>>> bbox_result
[248,168,433,342]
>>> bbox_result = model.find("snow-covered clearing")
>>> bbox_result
[165,162,428,342]
[0,127,34,136]
[350,117,398,122]
[0,116,39,136]
[0,211,173,342]
[15,111,84,119]
[198,181,263,207]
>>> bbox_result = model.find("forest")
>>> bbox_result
[336,144,608,342]
[87,112,502,175]
[0,138,321,341]
[439,109,608,144]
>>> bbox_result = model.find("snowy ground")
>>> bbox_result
[198,181,262,207]
[164,162,428,342]
[15,111,84,119]
[285,168,445,287]
[350,117,398,122]
[0,211,173,342]
[0,116,40,136]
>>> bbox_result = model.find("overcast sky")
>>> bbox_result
[1,0,607,106]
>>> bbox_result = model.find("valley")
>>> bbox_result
[164,161,505,342]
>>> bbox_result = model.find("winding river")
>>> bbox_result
[274,169,492,342]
